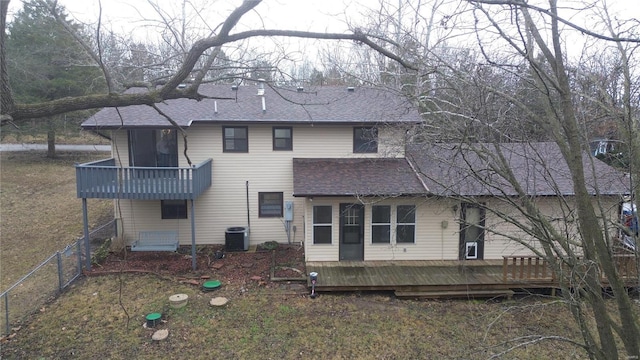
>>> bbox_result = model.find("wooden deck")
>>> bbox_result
[306,256,638,298]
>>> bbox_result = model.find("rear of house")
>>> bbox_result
[76,83,628,271]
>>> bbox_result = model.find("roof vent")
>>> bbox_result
[231,84,238,91]
[347,86,355,92]
[297,86,304,92]
[257,79,265,96]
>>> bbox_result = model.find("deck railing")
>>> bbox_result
[503,255,639,285]
[602,254,639,282]
[502,256,554,283]
[75,158,212,200]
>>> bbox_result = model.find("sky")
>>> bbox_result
[8,0,359,35]
[6,0,640,68]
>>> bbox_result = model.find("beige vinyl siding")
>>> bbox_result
[303,195,621,262]
[303,198,341,261]
[304,197,461,262]
[112,123,404,247]
[479,196,619,259]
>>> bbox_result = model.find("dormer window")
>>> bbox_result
[353,127,378,153]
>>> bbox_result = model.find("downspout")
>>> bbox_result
[190,199,196,270]
[246,181,250,228]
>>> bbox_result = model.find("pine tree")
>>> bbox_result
[6,0,104,157]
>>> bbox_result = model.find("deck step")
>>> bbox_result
[395,289,514,299]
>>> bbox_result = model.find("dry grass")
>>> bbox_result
[1,129,109,145]
[1,274,587,359]
[0,151,592,359]
[0,151,112,289]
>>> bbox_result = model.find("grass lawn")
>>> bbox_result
[0,151,590,359]
[1,274,586,360]
[0,151,113,289]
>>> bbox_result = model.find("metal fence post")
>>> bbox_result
[57,252,64,292]
[76,239,82,275]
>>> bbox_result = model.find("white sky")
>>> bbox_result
[6,0,640,68]
[8,0,638,36]
[8,0,360,34]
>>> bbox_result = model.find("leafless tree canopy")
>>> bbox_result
[0,0,418,124]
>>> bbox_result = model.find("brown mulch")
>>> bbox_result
[85,244,307,289]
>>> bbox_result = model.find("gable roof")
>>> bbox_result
[292,158,426,197]
[406,142,629,196]
[81,84,422,129]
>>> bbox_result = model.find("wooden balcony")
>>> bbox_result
[75,158,212,200]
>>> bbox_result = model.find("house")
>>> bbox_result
[76,82,631,293]
[76,83,421,269]
[295,141,628,262]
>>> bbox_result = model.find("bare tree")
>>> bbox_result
[410,0,640,358]
[0,0,417,124]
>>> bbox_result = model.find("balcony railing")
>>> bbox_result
[75,158,212,200]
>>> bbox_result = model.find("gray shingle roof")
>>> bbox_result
[81,84,422,129]
[406,142,629,196]
[292,158,426,197]
[292,142,628,197]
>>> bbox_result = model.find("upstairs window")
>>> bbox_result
[371,205,391,244]
[259,192,283,217]
[273,127,292,151]
[396,205,416,243]
[223,126,248,152]
[353,127,378,153]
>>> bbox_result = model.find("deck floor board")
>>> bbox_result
[306,260,550,293]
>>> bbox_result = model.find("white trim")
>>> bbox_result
[465,242,478,259]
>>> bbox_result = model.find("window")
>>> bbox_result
[313,205,332,244]
[223,126,248,152]
[259,192,283,217]
[353,127,378,153]
[128,129,178,167]
[371,205,391,244]
[273,127,292,150]
[396,205,416,243]
[161,200,187,219]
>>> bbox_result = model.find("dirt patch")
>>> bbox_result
[86,244,307,289]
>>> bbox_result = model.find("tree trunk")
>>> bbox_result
[47,119,56,158]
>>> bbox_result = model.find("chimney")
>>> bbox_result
[231,84,238,91]
[347,86,355,92]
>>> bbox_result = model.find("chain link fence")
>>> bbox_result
[1,220,116,336]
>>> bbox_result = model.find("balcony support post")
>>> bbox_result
[190,199,197,270]
[82,198,91,271]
